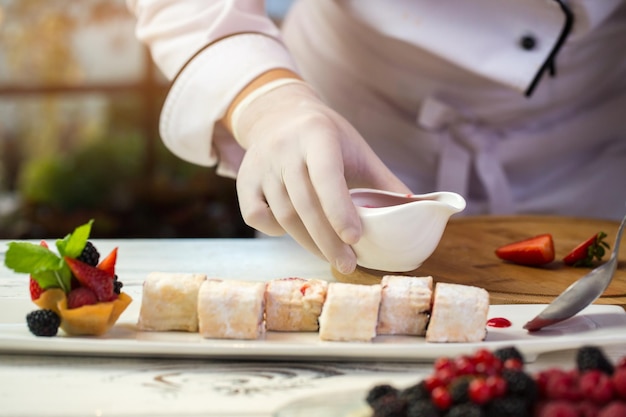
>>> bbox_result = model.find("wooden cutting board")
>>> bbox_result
[332,216,626,307]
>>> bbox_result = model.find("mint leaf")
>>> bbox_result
[4,242,72,292]
[4,242,63,274]
[56,219,93,258]
[32,267,72,293]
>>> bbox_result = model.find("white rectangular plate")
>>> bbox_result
[1,300,626,362]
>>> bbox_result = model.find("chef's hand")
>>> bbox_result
[229,78,411,274]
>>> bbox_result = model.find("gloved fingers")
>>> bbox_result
[261,173,327,261]
[305,134,362,246]
[236,173,286,237]
[282,161,358,274]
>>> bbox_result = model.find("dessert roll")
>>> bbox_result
[318,282,382,342]
[376,275,433,336]
[425,282,490,343]
[197,280,266,340]
[137,272,207,332]
[265,277,328,332]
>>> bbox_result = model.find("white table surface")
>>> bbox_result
[1,237,625,417]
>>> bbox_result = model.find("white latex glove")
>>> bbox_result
[231,79,411,274]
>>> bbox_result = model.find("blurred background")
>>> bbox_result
[0,0,293,239]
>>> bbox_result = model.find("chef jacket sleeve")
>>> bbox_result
[126,0,300,176]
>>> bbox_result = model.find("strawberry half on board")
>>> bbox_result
[495,234,555,266]
[563,232,610,267]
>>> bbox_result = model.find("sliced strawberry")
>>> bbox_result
[495,234,555,266]
[67,287,98,309]
[96,247,118,277]
[563,232,610,267]
[29,277,45,301]
[64,257,117,302]
[29,240,49,300]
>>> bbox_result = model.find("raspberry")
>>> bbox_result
[366,384,399,407]
[598,401,626,417]
[544,369,581,401]
[577,400,600,417]
[77,241,100,266]
[67,287,98,309]
[406,399,440,417]
[26,309,60,337]
[612,368,626,399]
[577,346,614,375]
[579,370,615,404]
[536,400,578,417]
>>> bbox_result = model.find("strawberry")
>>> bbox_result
[96,247,118,277]
[64,257,117,302]
[67,287,98,309]
[29,277,45,301]
[495,234,555,266]
[28,240,49,301]
[563,232,610,267]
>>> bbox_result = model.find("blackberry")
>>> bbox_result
[77,241,100,266]
[501,369,538,402]
[576,345,614,375]
[371,394,406,417]
[444,403,485,417]
[367,384,399,407]
[400,380,430,403]
[485,396,530,417]
[448,377,471,404]
[406,399,441,417]
[113,275,123,294]
[26,309,61,337]
[493,346,525,364]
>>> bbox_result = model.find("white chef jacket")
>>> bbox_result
[127,0,626,220]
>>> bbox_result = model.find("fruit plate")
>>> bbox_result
[1,301,626,362]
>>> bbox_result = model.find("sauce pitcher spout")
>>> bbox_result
[349,188,467,272]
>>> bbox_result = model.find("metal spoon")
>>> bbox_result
[524,212,626,331]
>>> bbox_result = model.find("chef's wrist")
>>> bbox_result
[223,68,302,134]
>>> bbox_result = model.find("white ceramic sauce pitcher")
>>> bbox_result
[350,188,467,272]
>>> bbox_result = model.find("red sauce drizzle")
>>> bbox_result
[486,317,512,328]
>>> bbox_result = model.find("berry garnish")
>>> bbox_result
[577,345,615,375]
[97,247,118,277]
[563,232,610,267]
[29,277,44,301]
[65,257,117,302]
[77,241,100,266]
[67,286,99,309]
[4,219,130,337]
[495,234,555,266]
[26,309,61,337]
[365,346,626,417]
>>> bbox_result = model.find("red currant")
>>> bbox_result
[468,378,492,405]
[486,375,507,398]
[430,386,452,410]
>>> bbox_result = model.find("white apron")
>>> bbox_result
[282,0,626,220]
